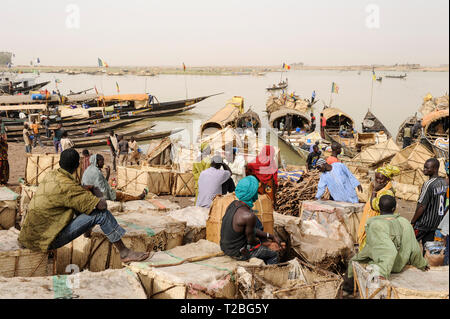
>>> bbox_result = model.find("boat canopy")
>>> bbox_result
[322,107,354,124]
[421,109,449,130]
[269,108,310,130]
[201,96,244,134]
[97,94,149,102]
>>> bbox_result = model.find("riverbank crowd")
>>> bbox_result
[0,90,448,300]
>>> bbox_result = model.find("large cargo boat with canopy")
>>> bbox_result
[268,107,312,161]
[420,109,449,159]
[322,107,376,158]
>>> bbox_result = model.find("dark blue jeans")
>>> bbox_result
[249,245,279,265]
[48,209,126,250]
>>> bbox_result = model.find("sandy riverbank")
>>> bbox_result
[1,64,448,77]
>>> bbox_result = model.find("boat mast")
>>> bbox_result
[369,66,375,111]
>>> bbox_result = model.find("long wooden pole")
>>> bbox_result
[370,75,374,110]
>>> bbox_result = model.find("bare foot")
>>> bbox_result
[120,248,151,263]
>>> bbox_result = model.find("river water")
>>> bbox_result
[36,70,449,164]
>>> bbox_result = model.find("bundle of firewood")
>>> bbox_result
[276,170,329,216]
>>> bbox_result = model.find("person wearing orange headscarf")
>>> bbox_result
[357,164,400,249]
[246,145,279,205]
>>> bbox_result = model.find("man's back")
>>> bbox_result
[349,214,427,278]
[417,177,447,231]
[220,200,249,257]
[196,167,231,208]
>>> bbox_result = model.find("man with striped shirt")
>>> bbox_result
[411,158,448,251]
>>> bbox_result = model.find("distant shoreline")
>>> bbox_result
[1,65,448,76]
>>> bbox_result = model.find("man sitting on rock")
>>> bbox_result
[19,149,149,263]
[347,195,428,281]
[220,175,284,265]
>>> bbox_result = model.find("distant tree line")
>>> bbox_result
[0,52,13,65]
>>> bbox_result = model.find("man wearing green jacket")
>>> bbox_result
[348,195,428,280]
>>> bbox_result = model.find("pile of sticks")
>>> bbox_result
[276,170,329,216]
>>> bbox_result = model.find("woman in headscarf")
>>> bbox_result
[357,164,400,249]
[0,133,9,185]
[82,154,147,202]
[246,145,279,205]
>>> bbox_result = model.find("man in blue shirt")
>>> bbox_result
[315,158,363,203]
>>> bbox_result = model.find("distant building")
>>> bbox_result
[0,52,13,66]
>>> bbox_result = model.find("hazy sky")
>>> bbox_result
[1,0,448,66]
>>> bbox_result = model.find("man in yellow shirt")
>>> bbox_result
[30,119,44,148]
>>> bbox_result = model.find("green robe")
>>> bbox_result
[348,214,428,279]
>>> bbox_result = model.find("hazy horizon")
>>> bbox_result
[2,0,448,67]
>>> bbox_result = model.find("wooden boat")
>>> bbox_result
[396,114,420,146]
[323,107,376,157]
[5,118,144,135]
[361,109,392,138]
[71,128,183,149]
[2,93,222,124]
[8,125,152,145]
[420,109,449,159]
[0,80,51,95]
[201,96,244,137]
[266,80,288,91]
[385,73,407,79]
[268,108,312,161]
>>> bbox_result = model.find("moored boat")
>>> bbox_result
[420,109,449,159]
[266,79,288,91]
[201,96,244,137]
[323,107,376,157]
[396,114,421,146]
[268,108,313,161]
[361,109,392,138]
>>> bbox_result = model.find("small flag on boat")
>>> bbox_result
[372,68,376,81]
[331,82,339,94]
[183,62,186,71]
[98,58,109,68]
[115,82,120,93]
[282,63,291,70]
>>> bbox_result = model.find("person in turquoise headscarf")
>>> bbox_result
[219,176,283,265]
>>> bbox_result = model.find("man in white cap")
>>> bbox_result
[315,158,362,203]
